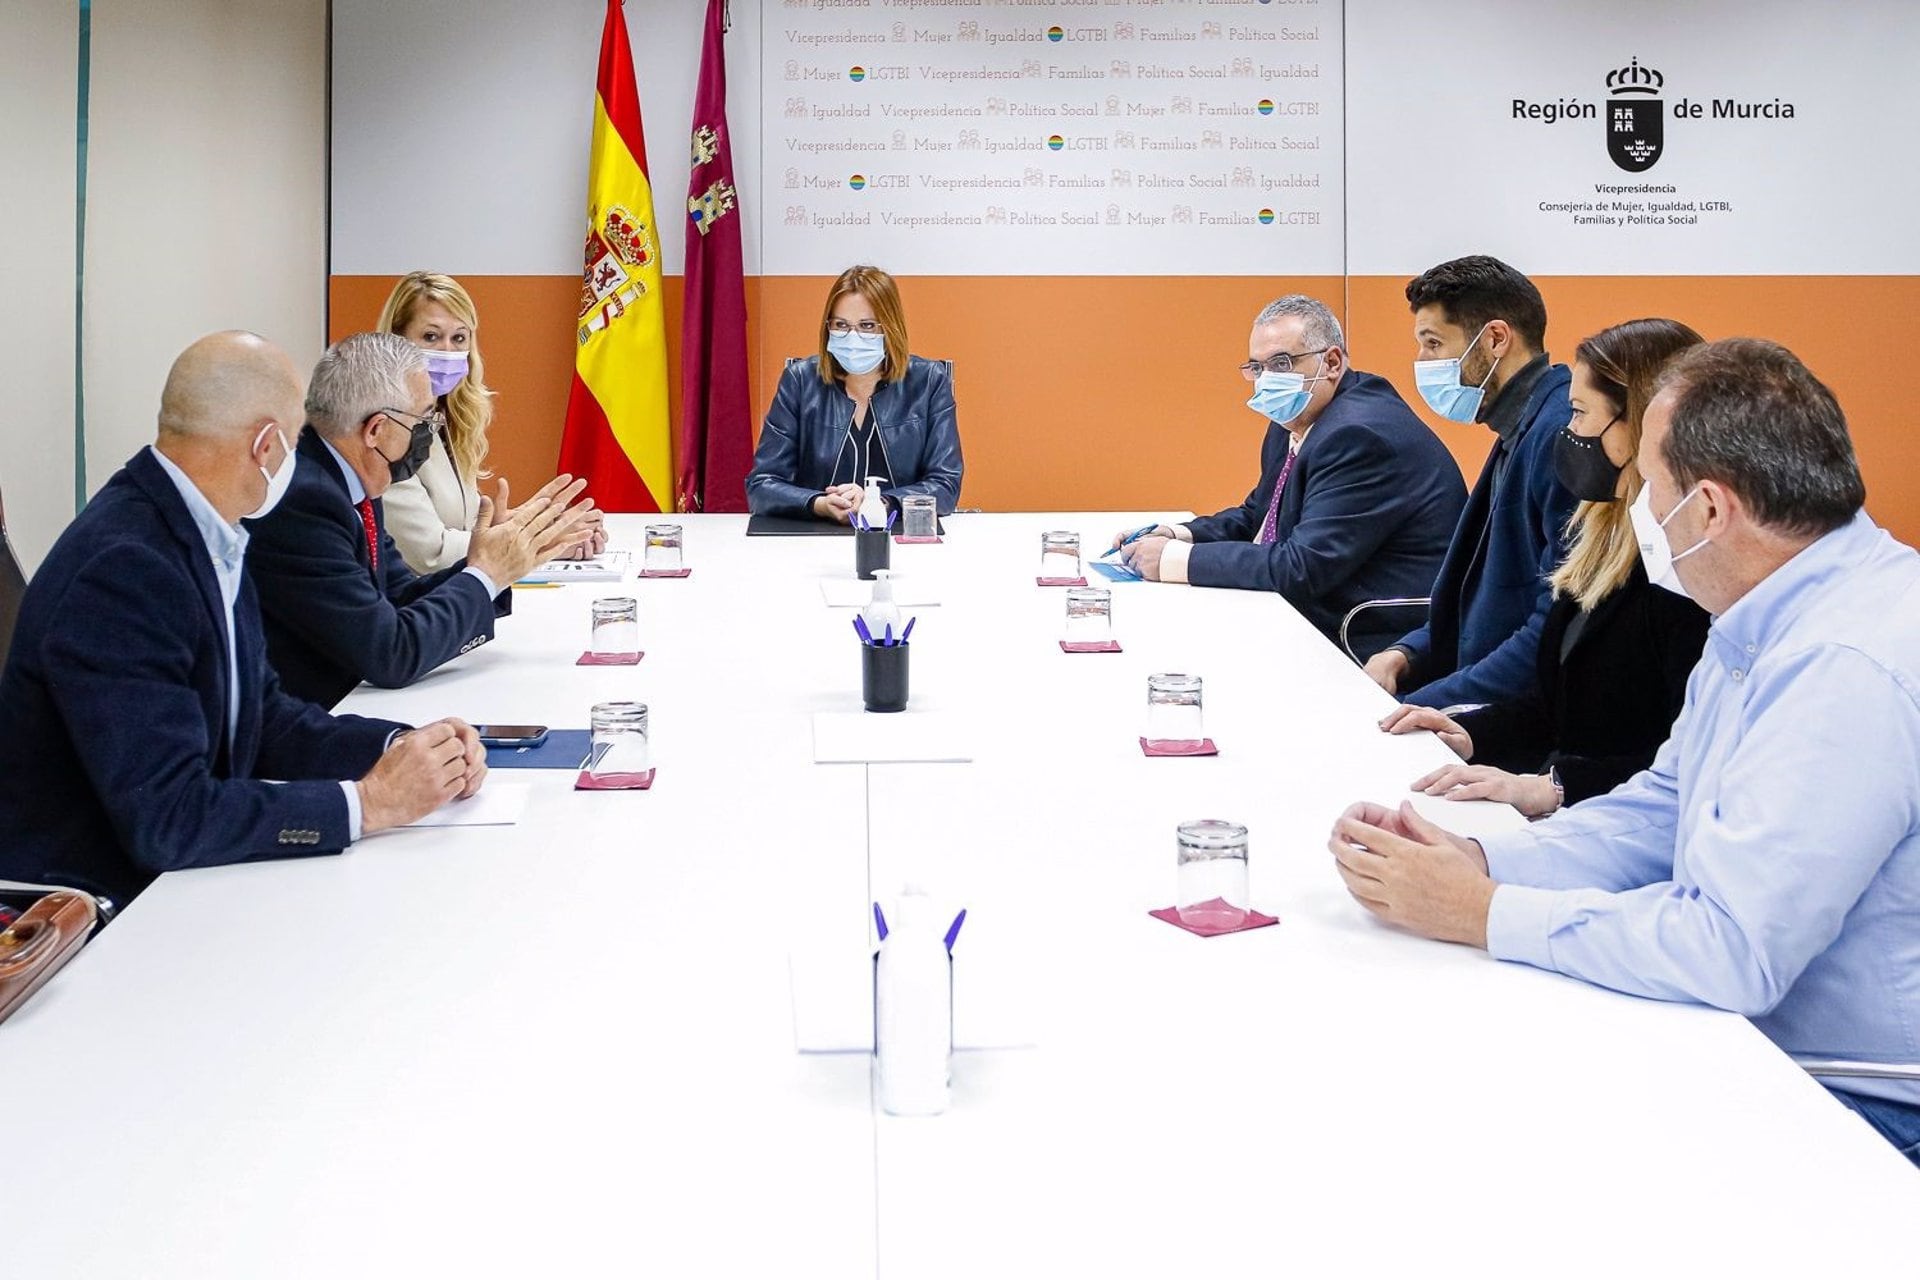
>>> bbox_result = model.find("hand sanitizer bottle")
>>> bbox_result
[875,887,952,1117]
[862,569,902,642]
[863,475,888,529]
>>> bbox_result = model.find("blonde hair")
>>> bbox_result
[1551,318,1705,609]
[817,265,910,383]
[376,271,493,484]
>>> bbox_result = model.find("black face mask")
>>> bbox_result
[376,415,435,484]
[1553,420,1624,502]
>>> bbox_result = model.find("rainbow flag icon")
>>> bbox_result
[1047,134,1065,150]
[849,66,866,81]
[1257,208,1276,224]
[1257,99,1275,115]
[1046,25,1065,41]
[849,174,868,190]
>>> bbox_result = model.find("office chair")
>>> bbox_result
[1792,1056,1920,1084]
[1338,597,1430,665]
[0,478,27,673]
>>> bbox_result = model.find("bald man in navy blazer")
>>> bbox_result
[245,333,596,709]
[0,333,489,910]
[1119,295,1465,661]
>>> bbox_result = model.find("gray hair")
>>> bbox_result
[306,331,427,439]
[1253,294,1345,351]
[1655,337,1865,537]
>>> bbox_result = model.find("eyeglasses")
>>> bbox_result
[375,406,449,434]
[1238,348,1329,380]
[827,319,885,336]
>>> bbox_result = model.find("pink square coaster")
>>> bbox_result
[638,568,693,579]
[1036,576,1089,587]
[1139,736,1219,757]
[573,768,656,791]
[1148,901,1279,937]
[577,651,644,666]
[893,535,943,545]
[1060,640,1123,654]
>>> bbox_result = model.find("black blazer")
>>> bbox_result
[246,428,510,709]
[1182,369,1466,660]
[0,448,402,909]
[1455,559,1711,803]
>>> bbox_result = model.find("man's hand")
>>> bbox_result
[1327,800,1495,947]
[1109,524,1173,553]
[467,475,597,585]
[357,720,482,834]
[811,485,862,524]
[1379,704,1472,760]
[1411,764,1560,819]
[1364,647,1410,695]
[1123,535,1171,581]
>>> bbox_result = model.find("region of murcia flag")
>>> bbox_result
[558,0,673,513]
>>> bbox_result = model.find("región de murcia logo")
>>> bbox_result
[1606,56,1663,173]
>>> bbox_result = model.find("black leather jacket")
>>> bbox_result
[746,355,964,517]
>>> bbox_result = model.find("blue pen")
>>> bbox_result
[883,622,893,646]
[943,909,966,952]
[854,615,874,644]
[899,616,916,643]
[873,901,889,941]
[1117,523,1158,550]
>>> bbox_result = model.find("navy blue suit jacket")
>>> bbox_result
[1181,370,1467,660]
[0,448,402,909]
[246,428,509,709]
[747,356,964,517]
[1396,362,1580,708]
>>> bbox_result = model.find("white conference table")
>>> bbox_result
[0,513,1912,1276]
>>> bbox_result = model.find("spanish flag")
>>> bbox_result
[557,0,673,513]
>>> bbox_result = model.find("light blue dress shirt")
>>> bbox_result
[149,446,364,839]
[320,438,496,598]
[1482,512,1920,1106]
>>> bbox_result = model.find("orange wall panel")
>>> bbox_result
[332,273,1920,546]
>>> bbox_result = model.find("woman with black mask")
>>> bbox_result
[1381,317,1711,817]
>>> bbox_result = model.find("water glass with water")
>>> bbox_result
[900,495,938,539]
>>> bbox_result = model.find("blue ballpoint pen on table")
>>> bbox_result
[873,901,889,941]
[943,909,966,952]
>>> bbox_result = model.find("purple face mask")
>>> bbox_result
[422,348,469,397]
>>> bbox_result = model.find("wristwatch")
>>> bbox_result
[1547,766,1566,812]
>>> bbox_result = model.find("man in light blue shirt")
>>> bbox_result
[1327,338,1920,1166]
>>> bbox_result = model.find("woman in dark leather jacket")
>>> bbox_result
[746,265,964,522]
[1380,317,1712,818]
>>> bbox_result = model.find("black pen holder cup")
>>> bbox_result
[861,642,910,713]
[855,527,892,580]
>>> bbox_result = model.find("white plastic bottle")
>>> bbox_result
[863,475,888,529]
[875,888,952,1117]
[862,569,902,642]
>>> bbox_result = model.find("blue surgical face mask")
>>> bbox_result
[422,348,469,398]
[1413,323,1499,423]
[1246,367,1323,425]
[828,330,887,376]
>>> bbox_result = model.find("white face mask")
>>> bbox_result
[245,425,297,521]
[1630,483,1708,599]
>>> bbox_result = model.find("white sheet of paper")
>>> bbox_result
[402,782,530,828]
[818,577,943,608]
[811,711,976,763]
[788,944,1039,1053]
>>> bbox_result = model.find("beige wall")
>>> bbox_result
[0,0,79,572]
[82,0,328,493]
